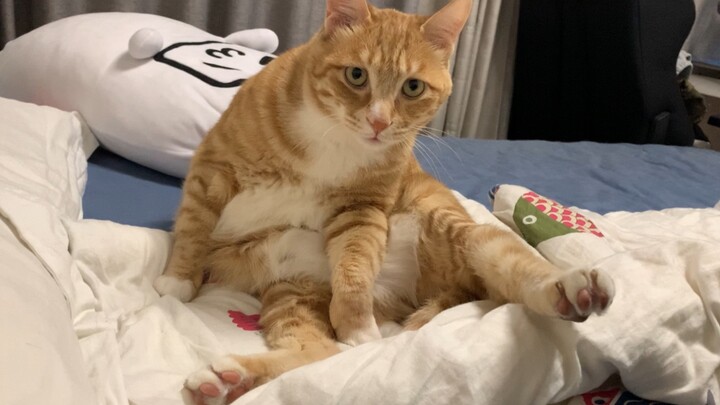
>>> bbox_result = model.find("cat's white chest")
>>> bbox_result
[212,183,329,241]
[296,104,382,184]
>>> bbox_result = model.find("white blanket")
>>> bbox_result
[60,198,720,405]
[0,98,718,404]
[0,98,98,405]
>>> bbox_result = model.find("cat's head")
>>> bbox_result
[304,0,471,150]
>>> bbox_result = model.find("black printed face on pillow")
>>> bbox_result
[154,41,276,87]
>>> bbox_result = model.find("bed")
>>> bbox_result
[2,12,720,405]
[26,129,720,404]
[3,96,720,405]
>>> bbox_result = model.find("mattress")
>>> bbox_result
[83,137,720,229]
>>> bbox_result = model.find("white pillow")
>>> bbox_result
[0,96,97,220]
[0,13,278,178]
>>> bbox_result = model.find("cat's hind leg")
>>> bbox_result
[402,288,475,331]
[184,279,340,405]
[462,224,614,321]
[398,169,614,322]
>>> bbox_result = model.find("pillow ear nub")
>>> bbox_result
[224,29,279,53]
[128,28,164,59]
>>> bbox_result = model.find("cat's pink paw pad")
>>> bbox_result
[184,357,255,405]
[199,382,221,397]
[554,269,615,322]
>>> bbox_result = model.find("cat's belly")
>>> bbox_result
[212,185,423,317]
[373,213,422,318]
[212,183,331,241]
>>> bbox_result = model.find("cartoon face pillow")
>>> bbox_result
[0,13,279,177]
[153,41,275,87]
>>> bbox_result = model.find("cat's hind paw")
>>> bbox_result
[553,268,615,322]
[153,274,196,302]
[184,356,256,405]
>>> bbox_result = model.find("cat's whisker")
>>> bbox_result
[407,124,451,139]
[412,138,443,179]
[402,138,432,174]
[425,135,461,161]
[407,125,462,162]
[415,135,454,181]
[321,123,342,140]
[417,133,460,178]
[404,126,454,177]
[420,136,462,165]
[423,126,451,137]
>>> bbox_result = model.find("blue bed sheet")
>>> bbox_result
[84,149,182,230]
[83,137,720,230]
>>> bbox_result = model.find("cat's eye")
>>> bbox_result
[345,67,368,87]
[402,78,425,98]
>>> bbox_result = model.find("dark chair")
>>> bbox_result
[508,0,697,145]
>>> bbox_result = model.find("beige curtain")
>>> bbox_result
[440,0,520,139]
[0,0,518,139]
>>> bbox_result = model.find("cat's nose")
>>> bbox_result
[367,118,391,135]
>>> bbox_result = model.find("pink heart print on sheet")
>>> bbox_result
[522,191,604,238]
[577,386,671,404]
[228,310,261,331]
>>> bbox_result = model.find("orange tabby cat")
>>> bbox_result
[154,0,615,403]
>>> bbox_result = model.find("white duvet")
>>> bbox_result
[1,97,719,405]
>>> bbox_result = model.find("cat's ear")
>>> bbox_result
[422,0,472,53]
[324,0,371,35]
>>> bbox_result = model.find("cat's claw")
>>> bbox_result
[184,356,256,405]
[553,268,615,322]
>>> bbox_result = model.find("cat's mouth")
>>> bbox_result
[362,134,385,146]
[360,125,396,147]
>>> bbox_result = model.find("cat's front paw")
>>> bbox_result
[153,274,197,302]
[336,320,382,346]
[183,356,256,405]
[329,296,381,346]
[551,268,615,322]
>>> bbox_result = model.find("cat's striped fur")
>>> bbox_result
[154,1,615,403]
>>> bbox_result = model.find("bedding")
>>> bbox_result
[0,97,97,404]
[2,96,720,405]
[68,187,720,405]
[83,136,720,229]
